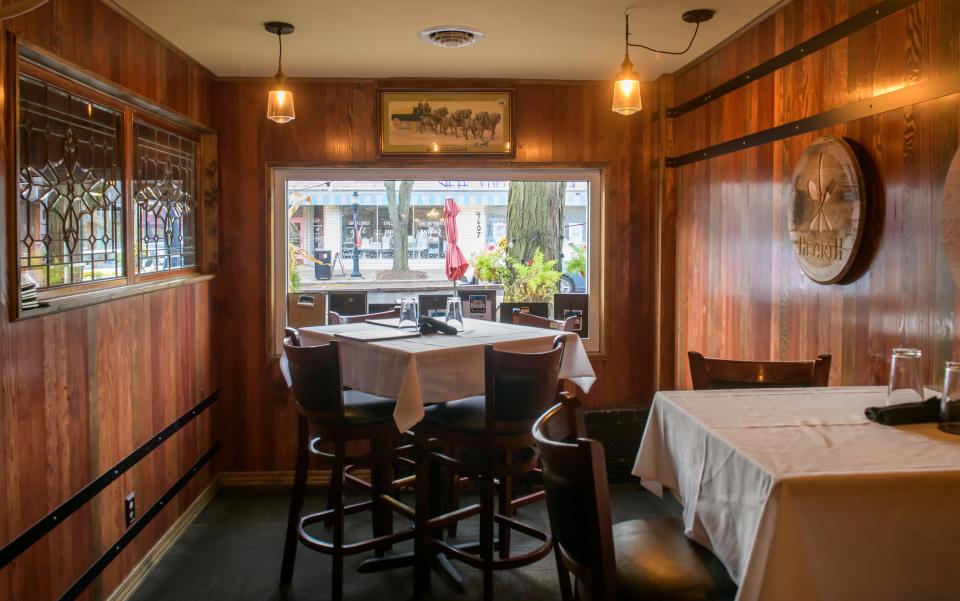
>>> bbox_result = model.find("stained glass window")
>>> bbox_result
[133,122,197,273]
[17,74,124,288]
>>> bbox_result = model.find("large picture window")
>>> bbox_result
[12,61,205,317]
[271,168,604,354]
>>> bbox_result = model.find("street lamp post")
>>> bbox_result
[350,191,362,278]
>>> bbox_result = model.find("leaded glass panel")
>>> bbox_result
[134,122,197,273]
[18,74,124,288]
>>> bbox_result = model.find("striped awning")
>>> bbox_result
[289,190,588,207]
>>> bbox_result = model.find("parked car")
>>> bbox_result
[559,271,585,293]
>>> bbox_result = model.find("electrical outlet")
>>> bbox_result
[124,492,136,528]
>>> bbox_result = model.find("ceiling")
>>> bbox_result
[112,0,783,81]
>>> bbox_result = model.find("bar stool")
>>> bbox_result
[412,336,567,601]
[279,333,413,601]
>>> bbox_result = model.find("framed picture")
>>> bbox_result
[379,89,514,157]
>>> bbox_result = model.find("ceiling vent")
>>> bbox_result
[418,26,484,48]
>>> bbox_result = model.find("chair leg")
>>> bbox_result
[413,438,432,597]
[555,545,573,601]
[330,447,345,601]
[498,451,513,559]
[371,435,394,557]
[480,466,496,601]
[280,415,309,584]
[446,444,460,537]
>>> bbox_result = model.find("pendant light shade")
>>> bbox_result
[612,55,642,115]
[265,22,295,124]
[267,77,295,123]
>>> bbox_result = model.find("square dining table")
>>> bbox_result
[633,386,960,601]
[298,318,596,431]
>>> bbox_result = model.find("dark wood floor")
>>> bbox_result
[129,483,679,601]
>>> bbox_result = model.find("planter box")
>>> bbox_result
[498,302,549,324]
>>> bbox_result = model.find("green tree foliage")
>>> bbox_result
[471,239,561,302]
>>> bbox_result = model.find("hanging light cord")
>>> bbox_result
[276,31,283,73]
[624,10,701,56]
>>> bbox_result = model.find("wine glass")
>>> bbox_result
[445,297,464,332]
[398,297,419,329]
[940,362,960,435]
[886,348,924,406]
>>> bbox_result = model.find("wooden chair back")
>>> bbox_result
[688,351,831,390]
[328,308,400,325]
[484,336,566,430]
[511,308,577,332]
[282,338,346,422]
[533,402,616,600]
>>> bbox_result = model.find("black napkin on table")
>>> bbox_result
[864,397,941,426]
[418,316,458,336]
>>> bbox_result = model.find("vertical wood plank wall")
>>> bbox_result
[669,0,960,388]
[0,2,216,600]
[211,79,661,472]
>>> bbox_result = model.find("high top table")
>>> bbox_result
[633,386,960,601]
[298,318,596,431]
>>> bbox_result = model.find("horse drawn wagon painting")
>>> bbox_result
[379,90,514,156]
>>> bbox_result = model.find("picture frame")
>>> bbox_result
[378,89,515,157]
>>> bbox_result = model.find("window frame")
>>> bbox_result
[6,39,212,320]
[268,166,606,357]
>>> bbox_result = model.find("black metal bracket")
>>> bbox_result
[57,443,220,601]
[665,71,960,167]
[0,390,220,570]
[665,0,921,119]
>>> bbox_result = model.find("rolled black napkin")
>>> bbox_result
[418,316,458,336]
[864,397,941,426]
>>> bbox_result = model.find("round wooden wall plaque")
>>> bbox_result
[942,149,960,286]
[788,136,866,284]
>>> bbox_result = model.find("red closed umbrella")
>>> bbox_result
[444,198,468,282]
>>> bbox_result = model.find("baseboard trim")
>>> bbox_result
[104,476,221,601]
[219,469,371,487]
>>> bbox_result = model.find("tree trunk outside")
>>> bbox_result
[384,180,413,272]
[505,182,564,263]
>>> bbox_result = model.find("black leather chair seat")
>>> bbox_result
[423,396,530,434]
[613,518,736,601]
[342,390,395,425]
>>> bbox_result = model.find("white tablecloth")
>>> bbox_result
[298,319,596,431]
[633,386,960,601]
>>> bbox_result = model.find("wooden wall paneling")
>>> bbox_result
[211,79,658,472]
[0,2,216,600]
[669,0,960,389]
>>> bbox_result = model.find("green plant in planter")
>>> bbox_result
[566,243,587,277]
[470,239,561,302]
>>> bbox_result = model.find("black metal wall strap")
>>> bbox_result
[666,70,960,167]
[57,443,220,601]
[0,390,220,570]
[666,0,921,118]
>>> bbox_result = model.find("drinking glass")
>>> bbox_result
[445,297,464,332]
[398,297,419,329]
[940,362,960,435]
[886,348,924,406]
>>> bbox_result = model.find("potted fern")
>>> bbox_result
[470,240,562,323]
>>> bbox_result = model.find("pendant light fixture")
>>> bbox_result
[612,9,714,115]
[265,21,296,124]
